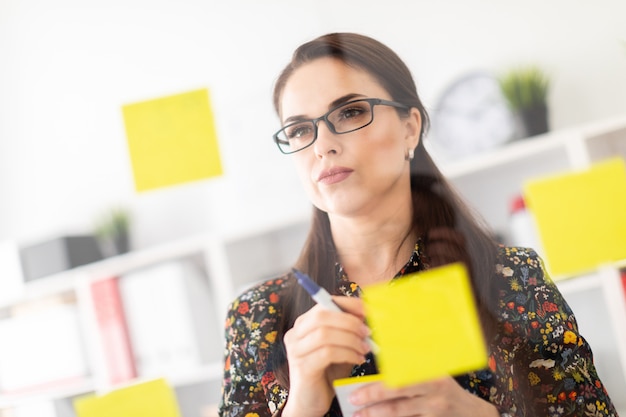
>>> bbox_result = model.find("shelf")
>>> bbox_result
[551,258,626,285]
[0,234,211,310]
[434,128,574,179]
[433,114,626,179]
[554,270,604,293]
[164,362,222,388]
[1,215,312,312]
[0,379,95,410]
[0,362,223,410]
[0,218,310,413]
[431,115,626,412]
[96,362,223,394]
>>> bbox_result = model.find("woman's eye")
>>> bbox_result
[339,106,365,119]
[336,103,371,120]
[286,124,312,140]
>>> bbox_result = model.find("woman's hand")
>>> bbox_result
[281,296,372,417]
[348,376,499,417]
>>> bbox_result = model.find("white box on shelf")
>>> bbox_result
[11,400,57,417]
[118,259,221,378]
[0,302,89,393]
[0,241,25,307]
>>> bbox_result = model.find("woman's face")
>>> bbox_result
[278,57,421,218]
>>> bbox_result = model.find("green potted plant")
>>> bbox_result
[94,207,131,257]
[498,66,550,138]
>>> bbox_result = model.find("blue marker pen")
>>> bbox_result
[292,268,379,354]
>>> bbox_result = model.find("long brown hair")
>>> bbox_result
[269,32,500,387]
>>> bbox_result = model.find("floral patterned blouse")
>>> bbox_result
[218,243,618,417]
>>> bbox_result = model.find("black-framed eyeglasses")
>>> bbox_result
[273,98,409,154]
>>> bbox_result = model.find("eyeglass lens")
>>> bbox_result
[277,100,375,153]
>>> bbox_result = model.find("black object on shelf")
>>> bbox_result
[519,103,549,138]
[20,235,104,282]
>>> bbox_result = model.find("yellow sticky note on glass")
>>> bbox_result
[122,88,223,192]
[362,263,487,388]
[524,157,626,278]
[74,378,181,417]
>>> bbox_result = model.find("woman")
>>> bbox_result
[219,33,617,417]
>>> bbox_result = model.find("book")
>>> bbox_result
[118,259,221,378]
[0,299,89,393]
[90,277,137,385]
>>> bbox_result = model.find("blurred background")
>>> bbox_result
[1,1,626,416]
[1,0,625,248]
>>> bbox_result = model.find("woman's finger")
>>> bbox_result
[291,305,370,340]
[349,377,497,417]
[332,295,367,319]
[285,325,371,359]
[349,380,427,408]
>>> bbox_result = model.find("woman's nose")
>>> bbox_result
[312,120,340,157]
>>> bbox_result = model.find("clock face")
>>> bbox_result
[428,72,518,161]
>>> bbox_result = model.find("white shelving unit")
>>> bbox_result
[1,115,625,416]
[433,115,626,245]
[0,217,310,416]
[432,115,626,414]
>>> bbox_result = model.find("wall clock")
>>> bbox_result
[428,71,518,161]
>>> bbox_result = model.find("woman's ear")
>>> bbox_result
[404,107,422,150]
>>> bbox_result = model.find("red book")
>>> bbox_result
[90,277,137,385]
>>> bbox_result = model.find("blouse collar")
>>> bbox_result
[334,238,426,297]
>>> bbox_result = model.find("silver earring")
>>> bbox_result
[405,148,414,161]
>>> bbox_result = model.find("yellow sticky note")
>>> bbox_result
[524,157,626,277]
[74,378,181,417]
[362,263,487,388]
[122,88,223,192]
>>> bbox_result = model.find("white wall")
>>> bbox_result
[1,0,625,248]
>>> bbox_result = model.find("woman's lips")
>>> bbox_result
[317,167,353,185]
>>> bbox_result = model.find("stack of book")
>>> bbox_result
[0,294,89,395]
[91,258,221,383]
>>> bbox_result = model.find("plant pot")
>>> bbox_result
[113,231,130,255]
[519,104,549,138]
[97,232,130,258]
